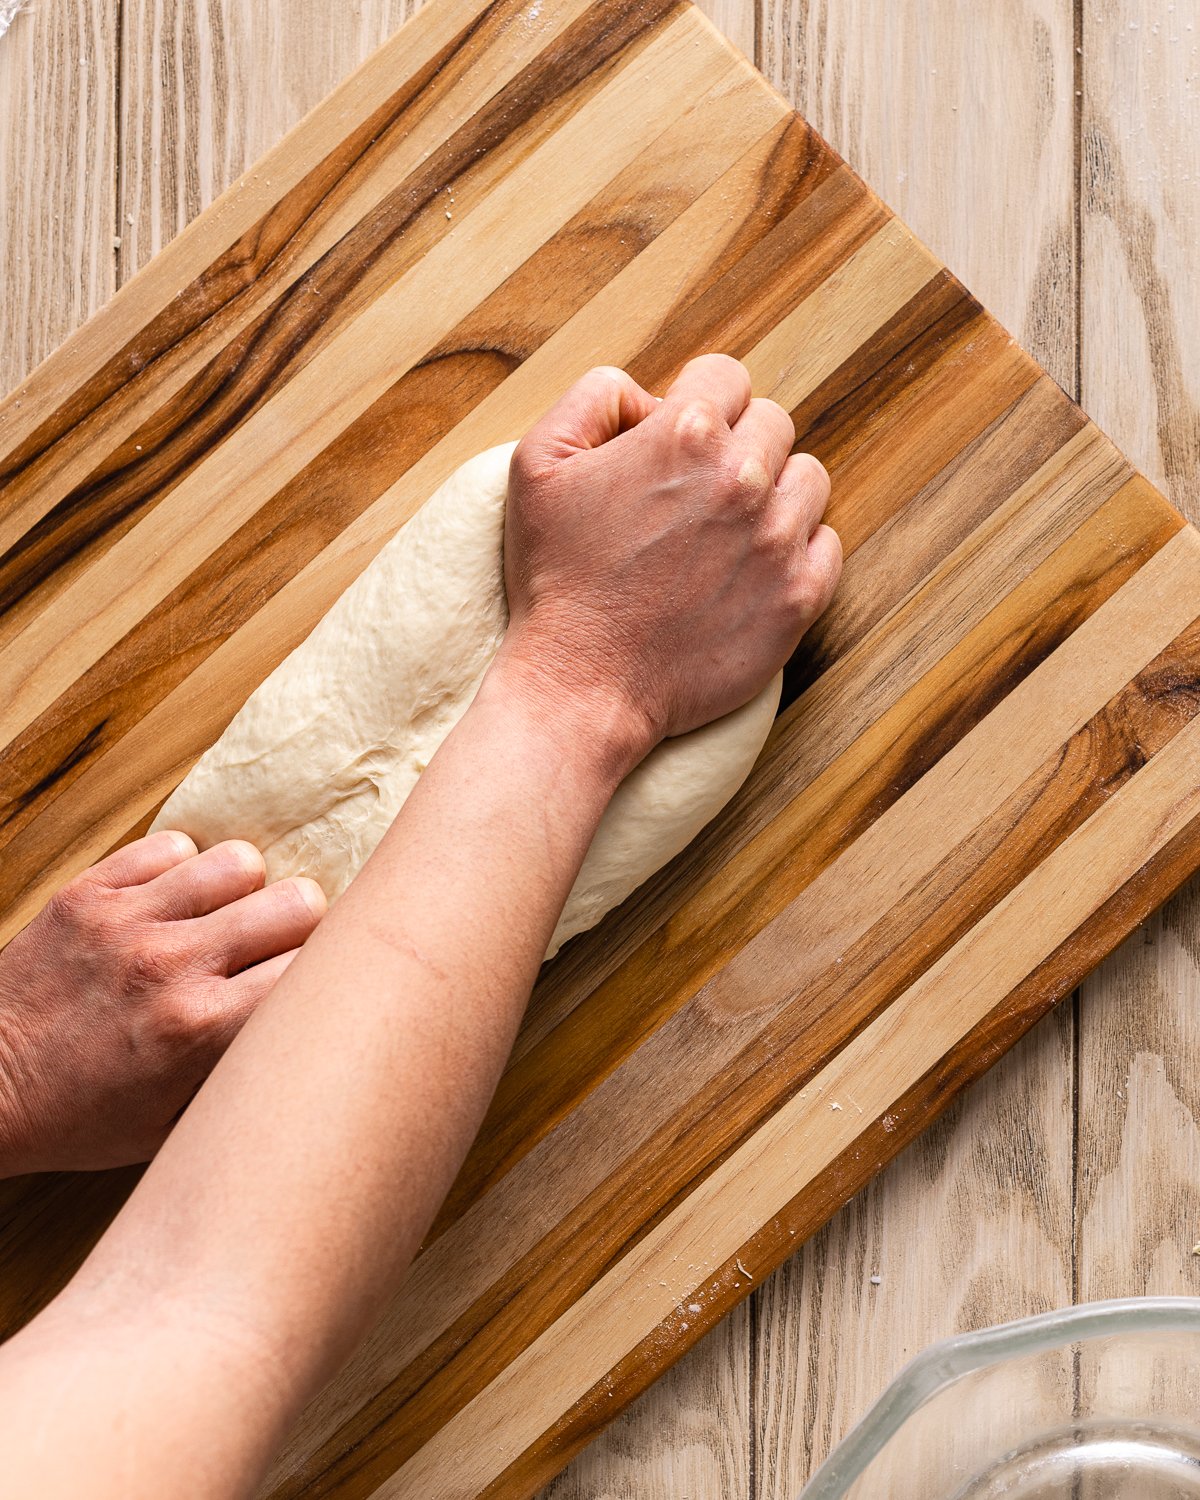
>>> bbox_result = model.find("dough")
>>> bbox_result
[152,444,781,959]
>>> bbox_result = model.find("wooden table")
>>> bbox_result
[3,0,1198,1493]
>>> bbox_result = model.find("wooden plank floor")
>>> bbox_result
[2,0,1199,1493]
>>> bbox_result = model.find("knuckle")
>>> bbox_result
[791,556,836,620]
[765,397,796,439]
[790,569,820,615]
[585,363,629,388]
[263,878,304,924]
[668,396,722,450]
[288,876,326,923]
[269,876,323,930]
[120,936,177,996]
[211,838,265,886]
[166,976,229,1049]
[730,454,773,507]
[44,874,111,937]
[118,937,183,998]
[43,878,88,929]
[509,435,535,478]
[509,435,553,487]
[693,351,747,383]
[811,525,843,587]
[754,516,792,562]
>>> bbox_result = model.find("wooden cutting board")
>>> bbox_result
[3,0,1200,1495]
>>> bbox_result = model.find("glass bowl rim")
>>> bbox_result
[799,1296,1200,1500]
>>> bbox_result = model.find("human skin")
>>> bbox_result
[0,354,839,1498]
[0,834,325,1174]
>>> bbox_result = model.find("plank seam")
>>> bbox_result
[112,0,124,295]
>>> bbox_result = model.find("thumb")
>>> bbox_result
[516,365,657,464]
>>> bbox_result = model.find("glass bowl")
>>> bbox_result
[799,1298,1200,1499]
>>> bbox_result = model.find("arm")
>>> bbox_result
[0,356,840,1498]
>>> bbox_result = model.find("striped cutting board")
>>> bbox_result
[2,0,1200,1495]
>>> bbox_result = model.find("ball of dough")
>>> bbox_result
[152,444,781,959]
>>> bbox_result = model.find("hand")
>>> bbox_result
[0,831,326,1176]
[497,354,841,768]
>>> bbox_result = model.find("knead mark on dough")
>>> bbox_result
[152,443,781,960]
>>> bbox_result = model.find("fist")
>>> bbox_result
[501,354,840,760]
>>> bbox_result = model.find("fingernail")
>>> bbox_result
[293,877,327,918]
[229,839,265,878]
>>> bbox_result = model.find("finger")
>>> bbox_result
[139,838,266,920]
[189,876,326,975]
[516,366,657,465]
[731,397,796,481]
[777,450,832,536]
[204,948,301,1051]
[661,353,752,427]
[798,524,843,621]
[87,829,199,890]
[171,948,303,1100]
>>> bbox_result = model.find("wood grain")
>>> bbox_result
[1077,0,1200,1327]
[760,0,1076,386]
[0,0,118,389]
[118,1,420,279]
[3,3,1200,1498]
[752,2,1079,1490]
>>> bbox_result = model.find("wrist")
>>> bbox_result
[483,631,656,794]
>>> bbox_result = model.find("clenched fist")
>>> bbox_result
[498,354,840,766]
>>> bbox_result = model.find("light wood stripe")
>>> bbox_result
[0,110,809,938]
[0,53,794,846]
[507,376,1095,1053]
[764,425,1131,800]
[0,8,732,744]
[816,378,1086,668]
[705,516,1200,1019]
[495,475,1178,1100]
[744,221,940,410]
[382,633,1200,1499]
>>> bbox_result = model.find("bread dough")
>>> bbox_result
[152,444,781,959]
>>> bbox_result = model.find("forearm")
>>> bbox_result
[0,651,637,1498]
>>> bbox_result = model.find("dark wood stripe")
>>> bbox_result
[628,155,887,395]
[513,436,1152,1095]
[798,279,1036,545]
[781,296,1048,703]
[809,377,1087,693]
[0,1,484,483]
[3,6,1198,1495]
